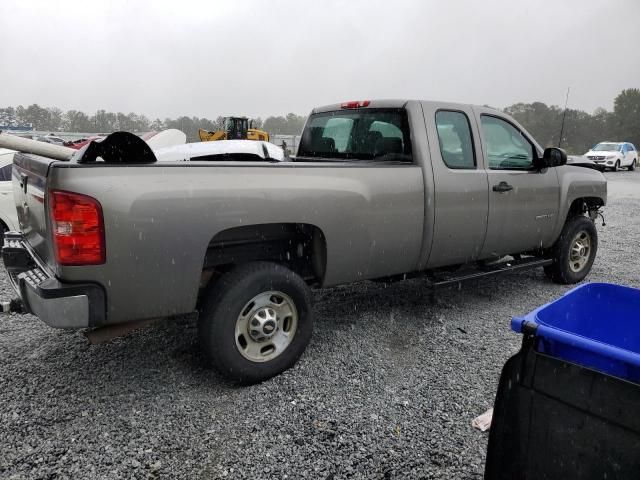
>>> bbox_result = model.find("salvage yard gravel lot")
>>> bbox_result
[1,171,638,480]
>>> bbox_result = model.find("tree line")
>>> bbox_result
[505,88,640,154]
[0,106,307,142]
[1,88,638,152]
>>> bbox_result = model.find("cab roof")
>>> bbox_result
[311,99,502,114]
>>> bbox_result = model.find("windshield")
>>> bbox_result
[297,108,412,162]
[593,143,621,151]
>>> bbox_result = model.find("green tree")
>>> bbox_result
[504,101,618,154]
[46,107,63,131]
[612,88,640,146]
[63,110,93,132]
[92,110,118,132]
[149,118,165,131]
[15,104,53,131]
[263,113,306,135]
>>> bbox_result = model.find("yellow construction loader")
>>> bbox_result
[198,117,269,142]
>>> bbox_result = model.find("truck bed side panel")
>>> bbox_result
[48,163,424,325]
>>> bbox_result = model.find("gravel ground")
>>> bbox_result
[1,171,639,479]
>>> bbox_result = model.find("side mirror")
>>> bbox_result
[536,147,567,169]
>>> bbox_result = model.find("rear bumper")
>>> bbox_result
[2,232,105,328]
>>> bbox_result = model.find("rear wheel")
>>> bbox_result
[198,262,313,384]
[630,159,637,171]
[544,215,598,284]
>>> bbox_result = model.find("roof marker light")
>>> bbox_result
[340,100,371,109]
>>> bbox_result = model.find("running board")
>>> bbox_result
[429,257,553,288]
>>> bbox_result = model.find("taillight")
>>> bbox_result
[340,100,371,109]
[50,190,105,265]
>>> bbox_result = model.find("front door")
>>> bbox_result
[477,113,560,258]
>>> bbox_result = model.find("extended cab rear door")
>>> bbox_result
[473,107,560,257]
[420,102,489,268]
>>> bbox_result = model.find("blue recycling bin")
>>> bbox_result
[486,283,640,480]
[511,282,640,382]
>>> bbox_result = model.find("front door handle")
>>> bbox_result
[492,181,513,193]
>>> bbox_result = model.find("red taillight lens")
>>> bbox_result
[340,100,371,109]
[50,190,105,265]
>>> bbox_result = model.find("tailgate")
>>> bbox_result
[12,152,57,269]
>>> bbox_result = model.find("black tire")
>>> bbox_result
[630,159,637,171]
[613,160,620,172]
[198,261,313,384]
[544,215,598,284]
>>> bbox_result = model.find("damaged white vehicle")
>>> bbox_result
[0,148,18,240]
[155,140,285,162]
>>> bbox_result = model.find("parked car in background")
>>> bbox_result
[155,139,285,162]
[64,136,105,150]
[585,142,638,171]
[36,135,67,146]
[0,148,18,241]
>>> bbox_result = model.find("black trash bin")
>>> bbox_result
[485,283,640,480]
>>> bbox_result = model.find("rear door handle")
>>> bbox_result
[493,181,513,193]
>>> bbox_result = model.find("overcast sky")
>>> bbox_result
[1,0,638,119]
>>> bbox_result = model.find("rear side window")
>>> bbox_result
[480,115,535,170]
[297,108,412,162]
[435,110,476,169]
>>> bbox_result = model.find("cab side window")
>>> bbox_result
[435,110,476,169]
[480,115,535,170]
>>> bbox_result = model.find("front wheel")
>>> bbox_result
[198,262,313,384]
[629,159,637,171]
[544,215,598,284]
[613,160,620,172]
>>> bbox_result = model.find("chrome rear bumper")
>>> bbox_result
[2,231,105,328]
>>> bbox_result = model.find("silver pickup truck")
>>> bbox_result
[2,100,606,383]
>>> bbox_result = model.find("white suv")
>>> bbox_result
[585,142,638,171]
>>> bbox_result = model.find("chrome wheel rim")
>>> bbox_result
[235,291,298,363]
[569,230,591,273]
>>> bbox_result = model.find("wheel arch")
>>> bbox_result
[566,196,604,221]
[199,222,327,298]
